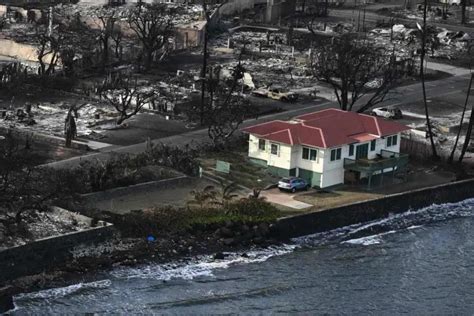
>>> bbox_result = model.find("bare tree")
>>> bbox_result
[459,96,474,162]
[97,73,156,125]
[204,62,255,148]
[96,9,118,72]
[0,129,72,225]
[449,73,473,163]
[461,0,468,24]
[0,62,28,91]
[36,27,62,77]
[311,35,405,112]
[418,0,439,159]
[128,3,176,71]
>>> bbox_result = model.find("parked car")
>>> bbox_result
[252,86,298,102]
[370,107,403,119]
[278,177,310,193]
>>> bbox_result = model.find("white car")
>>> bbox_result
[370,107,403,119]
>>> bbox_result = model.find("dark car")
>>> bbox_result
[278,177,310,193]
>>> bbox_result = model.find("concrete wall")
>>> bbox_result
[81,175,190,204]
[273,178,474,239]
[0,209,114,283]
[248,134,292,170]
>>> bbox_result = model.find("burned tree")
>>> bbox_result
[96,9,119,72]
[97,73,156,125]
[311,35,405,112]
[418,0,439,159]
[202,62,255,149]
[35,27,62,77]
[449,73,473,163]
[128,3,176,71]
[64,103,86,148]
[0,62,28,91]
[0,129,72,226]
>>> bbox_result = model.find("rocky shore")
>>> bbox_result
[1,220,279,313]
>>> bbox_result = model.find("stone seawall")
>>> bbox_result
[273,179,474,239]
[0,224,115,284]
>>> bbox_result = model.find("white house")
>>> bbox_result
[242,108,411,188]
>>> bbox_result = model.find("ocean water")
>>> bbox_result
[11,198,474,315]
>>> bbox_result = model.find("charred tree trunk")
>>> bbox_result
[449,73,473,163]
[420,0,439,159]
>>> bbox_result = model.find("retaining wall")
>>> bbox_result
[0,214,115,283]
[81,175,191,204]
[273,178,474,239]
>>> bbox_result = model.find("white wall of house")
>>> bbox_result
[320,144,349,187]
[248,134,292,170]
[291,145,324,173]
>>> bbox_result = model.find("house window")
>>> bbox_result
[258,139,266,151]
[302,147,309,160]
[330,148,342,161]
[370,140,376,151]
[302,147,317,161]
[386,135,398,147]
[349,144,354,156]
[271,143,279,155]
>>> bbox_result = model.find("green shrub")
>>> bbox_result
[105,199,280,237]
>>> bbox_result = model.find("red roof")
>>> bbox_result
[242,108,410,149]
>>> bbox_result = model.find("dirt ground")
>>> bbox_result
[84,177,216,214]
[0,128,89,164]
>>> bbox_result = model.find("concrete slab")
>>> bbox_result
[262,189,313,210]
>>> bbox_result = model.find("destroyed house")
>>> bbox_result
[242,109,411,188]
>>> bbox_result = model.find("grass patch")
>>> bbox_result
[198,147,280,189]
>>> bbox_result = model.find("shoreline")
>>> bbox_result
[1,222,283,313]
[2,178,474,313]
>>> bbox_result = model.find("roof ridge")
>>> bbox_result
[301,122,327,148]
[242,119,288,131]
[358,112,382,135]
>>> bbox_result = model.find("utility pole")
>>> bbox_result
[200,0,210,126]
[48,6,53,37]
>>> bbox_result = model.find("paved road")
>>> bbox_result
[330,9,474,34]
[42,62,473,169]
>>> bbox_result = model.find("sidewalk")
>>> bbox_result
[427,61,473,76]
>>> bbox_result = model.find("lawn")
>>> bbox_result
[198,146,280,190]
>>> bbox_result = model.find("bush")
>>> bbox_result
[105,199,280,237]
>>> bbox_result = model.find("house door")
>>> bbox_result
[356,144,369,160]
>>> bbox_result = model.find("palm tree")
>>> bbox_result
[418,0,439,160]
[188,185,216,210]
[449,73,473,163]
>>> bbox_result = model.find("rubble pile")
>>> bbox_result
[0,208,90,250]
[368,23,472,60]
[0,102,117,139]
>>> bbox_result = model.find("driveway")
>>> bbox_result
[261,188,313,210]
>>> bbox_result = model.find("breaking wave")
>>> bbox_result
[293,198,474,247]
[110,244,298,281]
[14,279,112,301]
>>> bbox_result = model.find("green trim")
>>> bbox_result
[268,165,290,178]
[298,168,322,187]
[249,158,268,167]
